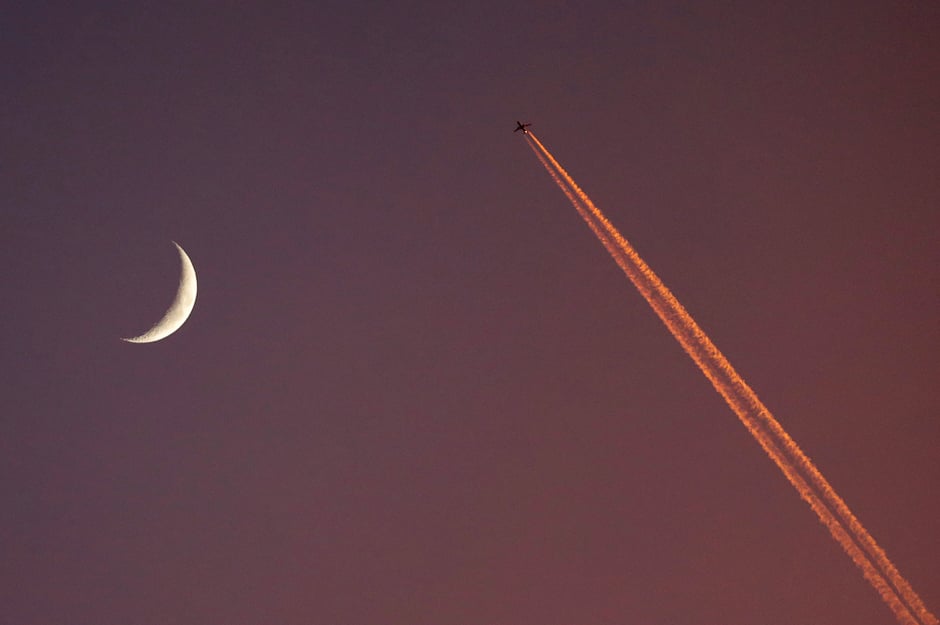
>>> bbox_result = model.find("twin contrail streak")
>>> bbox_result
[525,132,935,625]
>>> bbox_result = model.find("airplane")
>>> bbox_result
[513,121,532,134]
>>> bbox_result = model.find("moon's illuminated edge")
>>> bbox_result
[122,241,197,343]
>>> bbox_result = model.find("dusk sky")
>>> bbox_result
[2,2,938,623]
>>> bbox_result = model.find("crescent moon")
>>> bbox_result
[122,241,197,343]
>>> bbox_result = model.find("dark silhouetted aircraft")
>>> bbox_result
[514,121,532,134]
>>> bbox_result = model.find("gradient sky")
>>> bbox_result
[2,2,938,624]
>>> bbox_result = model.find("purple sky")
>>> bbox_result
[2,2,938,623]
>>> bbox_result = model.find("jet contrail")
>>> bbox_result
[525,132,936,625]
[525,136,919,624]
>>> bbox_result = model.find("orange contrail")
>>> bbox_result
[528,133,937,625]
[526,137,917,624]
[526,133,935,625]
